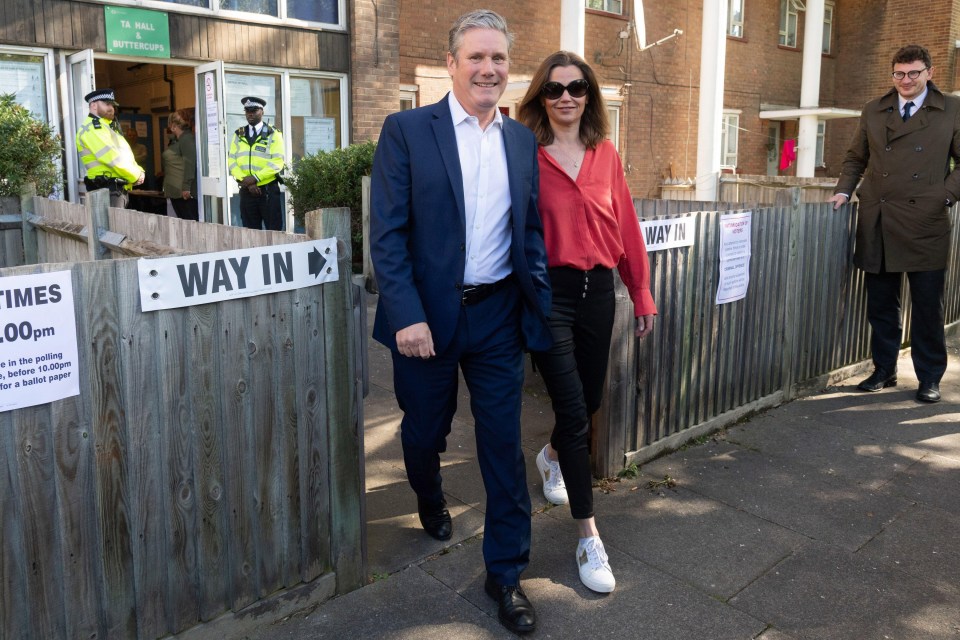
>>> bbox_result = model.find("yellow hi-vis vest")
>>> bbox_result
[228,124,285,187]
[75,115,144,190]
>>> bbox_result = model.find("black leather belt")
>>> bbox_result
[461,274,514,306]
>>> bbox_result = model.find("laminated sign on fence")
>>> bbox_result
[716,211,752,305]
[0,270,81,412]
[138,238,339,312]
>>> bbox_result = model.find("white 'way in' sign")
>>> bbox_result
[639,217,695,252]
[137,238,339,312]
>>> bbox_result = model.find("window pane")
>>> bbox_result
[288,0,338,23]
[289,76,342,163]
[220,0,277,17]
[153,0,209,7]
[224,72,282,137]
[0,53,48,121]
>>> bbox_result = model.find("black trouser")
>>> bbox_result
[171,197,199,221]
[239,180,283,230]
[532,267,615,520]
[865,268,947,383]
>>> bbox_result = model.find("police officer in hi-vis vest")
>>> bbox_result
[228,96,286,230]
[76,88,145,208]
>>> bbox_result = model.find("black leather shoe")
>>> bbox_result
[917,382,941,403]
[417,499,452,541]
[857,368,897,392]
[484,575,536,634]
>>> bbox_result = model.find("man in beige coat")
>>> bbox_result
[830,44,960,403]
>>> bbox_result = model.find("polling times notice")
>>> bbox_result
[0,270,80,412]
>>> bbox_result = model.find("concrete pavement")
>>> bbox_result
[209,303,960,640]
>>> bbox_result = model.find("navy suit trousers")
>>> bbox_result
[391,284,531,586]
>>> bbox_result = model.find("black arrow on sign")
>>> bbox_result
[308,247,328,278]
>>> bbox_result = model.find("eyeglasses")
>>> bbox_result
[541,79,590,100]
[892,68,928,80]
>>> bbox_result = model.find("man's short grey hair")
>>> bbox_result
[448,9,514,58]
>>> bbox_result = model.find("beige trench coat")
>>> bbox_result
[834,82,960,273]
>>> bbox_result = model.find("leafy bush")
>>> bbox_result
[286,141,376,262]
[0,94,63,197]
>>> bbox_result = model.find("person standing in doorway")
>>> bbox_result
[228,96,286,230]
[163,109,199,221]
[76,88,145,208]
[370,9,551,635]
[829,44,960,403]
[518,50,656,594]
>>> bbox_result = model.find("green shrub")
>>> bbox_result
[286,140,376,262]
[0,94,63,197]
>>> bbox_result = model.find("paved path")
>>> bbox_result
[189,304,960,640]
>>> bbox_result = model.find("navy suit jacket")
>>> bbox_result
[370,95,552,355]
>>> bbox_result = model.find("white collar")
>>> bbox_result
[900,86,928,111]
[448,92,503,129]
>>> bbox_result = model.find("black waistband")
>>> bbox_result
[461,274,514,306]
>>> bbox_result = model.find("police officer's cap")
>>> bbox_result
[84,89,119,105]
[241,96,266,111]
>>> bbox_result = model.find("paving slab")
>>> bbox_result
[562,475,811,599]
[880,451,960,517]
[422,517,768,640]
[641,439,914,552]
[268,565,505,640]
[858,502,960,594]
[730,541,960,640]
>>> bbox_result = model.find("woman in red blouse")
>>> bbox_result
[518,51,657,594]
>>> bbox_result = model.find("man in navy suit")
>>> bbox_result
[370,9,551,635]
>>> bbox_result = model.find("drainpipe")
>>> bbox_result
[796,0,824,177]
[695,0,727,201]
[163,65,176,113]
[560,0,585,56]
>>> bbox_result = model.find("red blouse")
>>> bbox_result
[537,140,657,316]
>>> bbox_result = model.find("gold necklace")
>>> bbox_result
[550,144,585,169]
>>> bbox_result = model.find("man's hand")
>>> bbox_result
[636,314,655,339]
[828,193,848,210]
[240,176,258,188]
[182,190,191,200]
[135,171,145,186]
[396,322,435,359]
[248,185,261,197]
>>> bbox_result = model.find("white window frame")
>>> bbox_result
[81,0,346,32]
[728,0,745,38]
[399,84,418,112]
[586,0,623,15]
[607,103,621,145]
[720,111,741,170]
[822,1,835,54]
[0,46,59,132]
[815,119,826,167]
[779,0,802,48]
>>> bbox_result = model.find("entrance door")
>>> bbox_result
[63,49,94,202]
[195,61,228,224]
[766,123,781,176]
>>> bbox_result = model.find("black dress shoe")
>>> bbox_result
[484,575,536,634]
[857,368,897,392]
[917,382,941,403]
[417,499,452,541]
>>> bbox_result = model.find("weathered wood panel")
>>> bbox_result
[1,207,364,638]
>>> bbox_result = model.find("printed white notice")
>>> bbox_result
[640,217,696,252]
[0,271,81,412]
[303,117,337,156]
[204,73,222,178]
[716,211,752,305]
[138,239,340,312]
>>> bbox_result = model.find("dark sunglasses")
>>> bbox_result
[541,79,589,100]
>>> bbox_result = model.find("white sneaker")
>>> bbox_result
[576,537,616,593]
[536,445,568,505]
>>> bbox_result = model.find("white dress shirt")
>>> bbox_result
[899,86,928,118]
[247,122,264,138]
[448,93,513,285]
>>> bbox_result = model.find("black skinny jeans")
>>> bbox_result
[532,266,615,520]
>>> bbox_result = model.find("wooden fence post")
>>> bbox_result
[19,184,38,265]
[361,176,377,294]
[305,207,366,593]
[84,188,111,261]
[780,187,803,401]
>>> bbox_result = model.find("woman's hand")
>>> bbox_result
[635,314,655,339]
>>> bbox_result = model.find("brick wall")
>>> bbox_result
[368,0,960,196]
[351,0,400,143]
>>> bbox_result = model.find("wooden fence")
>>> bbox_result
[661,174,839,205]
[591,197,960,476]
[1,195,365,639]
